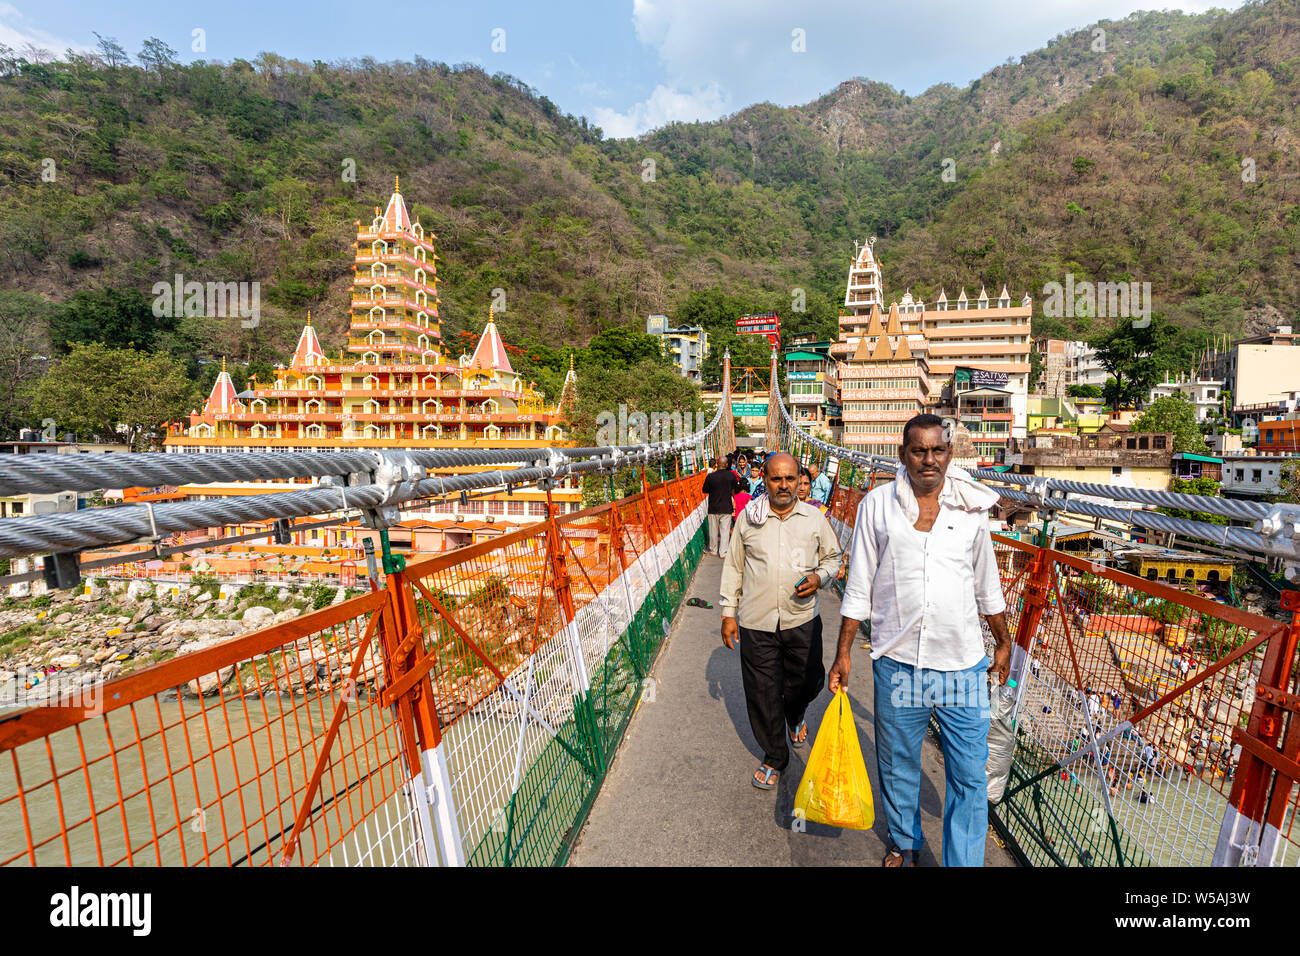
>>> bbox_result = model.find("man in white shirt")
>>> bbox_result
[829,414,1012,867]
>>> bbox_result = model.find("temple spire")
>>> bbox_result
[558,351,578,413]
[291,312,326,368]
[381,178,412,231]
[203,359,237,415]
[470,309,513,373]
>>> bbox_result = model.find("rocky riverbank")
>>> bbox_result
[0,580,361,707]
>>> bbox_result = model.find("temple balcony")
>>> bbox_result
[349,296,439,315]
[213,410,548,424]
[352,273,440,298]
[248,387,523,401]
[348,317,439,336]
[354,250,437,271]
[354,231,438,255]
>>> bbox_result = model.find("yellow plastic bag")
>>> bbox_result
[793,690,875,829]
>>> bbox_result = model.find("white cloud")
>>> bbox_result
[593,82,728,138]
[0,3,90,56]
[600,0,1249,136]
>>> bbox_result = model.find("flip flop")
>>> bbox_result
[752,764,779,790]
[788,720,807,748]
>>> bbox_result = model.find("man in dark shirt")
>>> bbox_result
[703,458,742,557]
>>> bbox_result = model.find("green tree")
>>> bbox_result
[1093,316,1177,409]
[0,291,53,438]
[48,287,169,353]
[568,359,706,502]
[1132,393,1207,453]
[1276,460,1300,506]
[1067,383,1102,399]
[585,327,665,370]
[33,343,199,450]
[137,37,177,74]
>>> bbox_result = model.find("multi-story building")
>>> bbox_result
[1257,414,1300,455]
[1221,453,1296,499]
[1069,342,1109,390]
[1147,372,1224,423]
[838,304,930,456]
[1197,326,1299,411]
[1033,338,1072,396]
[950,370,1014,462]
[1033,338,1103,397]
[924,286,1032,438]
[0,439,131,517]
[835,242,1032,436]
[646,314,708,381]
[785,343,840,441]
[163,181,581,549]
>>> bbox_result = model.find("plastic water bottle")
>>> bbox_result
[997,677,1018,705]
[987,677,1018,803]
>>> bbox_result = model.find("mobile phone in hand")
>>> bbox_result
[795,575,809,594]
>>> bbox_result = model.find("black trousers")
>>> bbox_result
[739,616,825,772]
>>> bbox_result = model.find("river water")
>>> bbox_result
[1,689,426,867]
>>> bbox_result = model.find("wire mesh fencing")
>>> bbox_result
[1,472,711,867]
[0,590,426,866]
[816,471,1299,867]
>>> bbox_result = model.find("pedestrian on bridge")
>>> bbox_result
[829,413,1013,867]
[704,458,743,558]
[720,452,842,791]
[808,460,832,505]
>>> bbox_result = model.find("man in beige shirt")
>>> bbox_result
[720,452,842,789]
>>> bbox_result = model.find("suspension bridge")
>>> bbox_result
[1,351,1297,867]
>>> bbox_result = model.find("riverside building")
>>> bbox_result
[834,239,1032,443]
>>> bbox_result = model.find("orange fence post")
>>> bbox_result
[1217,588,1300,865]
[1013,546,1054,659]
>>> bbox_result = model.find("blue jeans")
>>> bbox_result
[872,654,990,867]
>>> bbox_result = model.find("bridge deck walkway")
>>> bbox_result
[570,554,1016,867]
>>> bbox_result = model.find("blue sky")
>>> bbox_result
[1,0,1235,138]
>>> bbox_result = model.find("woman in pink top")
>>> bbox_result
[732,489,752,519]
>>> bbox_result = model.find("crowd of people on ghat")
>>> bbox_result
[705,415,1015,867]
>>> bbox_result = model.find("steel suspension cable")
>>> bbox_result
[0,402,726,560]
[771,377,1299,565]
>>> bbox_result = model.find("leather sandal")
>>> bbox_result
[882,843,916,867]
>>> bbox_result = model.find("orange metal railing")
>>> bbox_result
[0,469,712,867]
[823,480,1300,866]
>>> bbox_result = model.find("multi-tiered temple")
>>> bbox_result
[833,237,1033,458]
[169,181,567,453]
[164,182,581,548]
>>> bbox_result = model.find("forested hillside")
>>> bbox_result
[0,1,1298,441]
